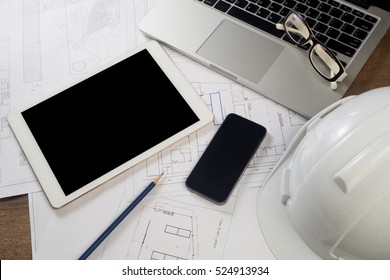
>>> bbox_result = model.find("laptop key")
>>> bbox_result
[269,3,282,13]
[215,0,232,12]
[352,10,364,18]
[364,15,378,24]
[341,13,355,24]
[204,0,219,6]
[257,8,271,18]
[339,33,362,49]
[326,28,340,39]
[306,8,319,19]
[306,0,320,8]
[235,0,249,8]
[329,7,343,18]
[341,23,355,34]
[227,6,285,38]
[247,3,260,13]
[305,17,316,28]
[258,0,271,8]
[268,13,282,24]
[315,33,328,44]
[318,3,331,13]
[295,3,308,14]
[329,18,343,29]
[279,7,290,16]
[340,4,352,13]
[283,0,297,9]
[314,22,328,33]
[354,18,374,31]
[318,13,331,24]
[353,28,368,40]
[326,39,356,57]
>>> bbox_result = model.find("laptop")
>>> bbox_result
[139,0,390,117]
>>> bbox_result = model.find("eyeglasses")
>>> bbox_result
[276,12,347,90]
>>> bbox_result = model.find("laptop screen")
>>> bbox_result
[370,0,390,11]
[351,0,390,12]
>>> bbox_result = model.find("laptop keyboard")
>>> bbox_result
[198,0,379,66]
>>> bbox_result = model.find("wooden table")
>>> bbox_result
[1,31,389,260]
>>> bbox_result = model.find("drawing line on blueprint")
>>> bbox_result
[0,36,37,191]
[100,80,307,260]
[23,0,42,83]
[127,201,197,260]
[65,0,155,76]
[0,0,43,192]
[0,38,10,140]
[131,81,306,190]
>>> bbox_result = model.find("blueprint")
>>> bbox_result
[0,0,307,259]
[0,0,158,197]
[0,0,41,197]
[29,78,306,259]
[29,54,306,259]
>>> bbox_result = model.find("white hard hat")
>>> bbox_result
[257,87,390,260]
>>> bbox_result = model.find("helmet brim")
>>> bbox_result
[256,98,352,259]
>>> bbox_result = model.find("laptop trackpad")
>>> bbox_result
[197,20,284,84]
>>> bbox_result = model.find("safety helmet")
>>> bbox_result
[257,87,390,259]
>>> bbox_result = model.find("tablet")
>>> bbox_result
[8,41,213,208]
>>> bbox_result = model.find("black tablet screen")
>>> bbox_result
[22,49,199,196]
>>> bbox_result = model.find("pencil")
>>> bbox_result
[78,172,165,260]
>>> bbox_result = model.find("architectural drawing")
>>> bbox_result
[127,201,196,260]
[0,38,10,140]
[0,32,38,196]
[23,0,42,83]
[66,0,125,74]
[129,80,306,195]
[1,0,157,197]
[125,199,237,260]
[16,0,309,259]
[65,0,156,75]
[98,193,236,260]
[96,79,306,260]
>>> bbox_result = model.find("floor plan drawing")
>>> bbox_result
[126,201,197,260]
[98,193,236,260]
[19,0,309,259]
[66,0,129,75]
[0,38,10,140]
[0,0,159,197]
[23,0,42,83]
[65,0,159,75]
[128,79,307,196]
[0,30,39,196]
[88,78,307,260]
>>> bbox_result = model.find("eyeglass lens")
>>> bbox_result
[284,13,342,81]
[285,13,310,45]
[311,45,341,80]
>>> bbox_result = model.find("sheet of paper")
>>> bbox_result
[0,0,41,197]
[29,74,306,259]
[21,0,308,259]
[29,54,307,260]
[0,0,158,197]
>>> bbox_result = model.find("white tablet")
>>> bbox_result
[8,41,213,208]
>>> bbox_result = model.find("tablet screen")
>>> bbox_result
[21,49,199,196]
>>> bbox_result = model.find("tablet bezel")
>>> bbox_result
[8,41,213,208]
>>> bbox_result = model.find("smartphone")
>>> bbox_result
[185,113,267,204]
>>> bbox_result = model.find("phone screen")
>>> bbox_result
[185,113,267,204]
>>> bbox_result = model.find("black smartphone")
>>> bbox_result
[185,113,267,204]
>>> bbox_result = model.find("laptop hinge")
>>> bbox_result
[345,0,370,10]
